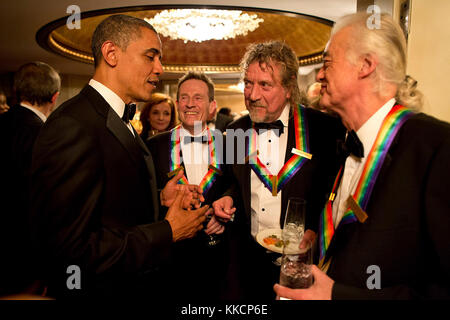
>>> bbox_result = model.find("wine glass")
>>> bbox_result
[204,210,221,247]
[282,197,306,246]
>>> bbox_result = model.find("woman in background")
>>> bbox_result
[140,92,176,141]
[0,91,10,114]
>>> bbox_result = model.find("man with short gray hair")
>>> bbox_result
[0,61,60,295]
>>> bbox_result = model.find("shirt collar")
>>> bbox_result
[356,98,396,158]
[89,79,127,118]
[180,125,208,138]
[278,104,290,127]
[20,102,47,122]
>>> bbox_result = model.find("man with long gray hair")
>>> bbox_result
[274,12,450,300]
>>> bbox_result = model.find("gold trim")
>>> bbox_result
[48,34,94,63]
[47,33,323,69]
[163,65,240,73]
[299,54,323,66]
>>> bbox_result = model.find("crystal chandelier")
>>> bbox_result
[145,9,264,43]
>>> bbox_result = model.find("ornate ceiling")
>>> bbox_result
[37,6,332,77]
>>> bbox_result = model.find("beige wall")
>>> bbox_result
[407,0,450,122]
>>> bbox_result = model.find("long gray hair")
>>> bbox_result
[332,12,423,110]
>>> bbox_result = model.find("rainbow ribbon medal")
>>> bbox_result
[319,105,414,263]
[168,125,221,195]
[247,105,312,196]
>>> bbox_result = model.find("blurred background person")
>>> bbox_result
[0,61,60,296]
[139,92,176,141]
[0,90,10,114]
[206,101,217,130]
[214,107,234,132]
[306,82,324,111]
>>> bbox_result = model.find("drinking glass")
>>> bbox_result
[204,211,220,247]
[279,239,313,289]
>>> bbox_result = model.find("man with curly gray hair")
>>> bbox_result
[275,12,450,300]
[213,40,345,299]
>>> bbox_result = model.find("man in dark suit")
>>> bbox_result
[0,90,10,114]
[29,15,208,298]
[215,107,234,132]
[274,13,450,300]
[146,71,232,300]
[0,61,60,296]
[213,41,345,299]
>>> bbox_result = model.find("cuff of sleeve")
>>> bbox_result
[139,220,173,267]
[332,282,379,300]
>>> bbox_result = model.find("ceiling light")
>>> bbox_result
[145,9,264,43]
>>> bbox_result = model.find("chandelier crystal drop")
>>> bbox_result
[146,9,264,43]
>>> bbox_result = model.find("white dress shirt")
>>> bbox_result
[332,98,396,228]
[89,79,135,136]
[250,104,290,237]
[20,102,47,122]
[179,126,210,185]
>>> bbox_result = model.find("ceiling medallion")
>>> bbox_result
[145,9,264,43]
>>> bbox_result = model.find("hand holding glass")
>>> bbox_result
[279,239,313,289]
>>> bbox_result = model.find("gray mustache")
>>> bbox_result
[249,103,267,109]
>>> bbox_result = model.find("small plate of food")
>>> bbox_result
[256,228,287,254]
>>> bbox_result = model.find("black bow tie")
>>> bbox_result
[184,135,208,144]
[122,103,136,123]
[253,120,285,136]
[338,130,364,159]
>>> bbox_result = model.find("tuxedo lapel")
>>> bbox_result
[135,132,160,221]
[242,125,252,224]
[280,113,296,225]
[324,142,397,265]
[241,160,251,224]
[283,112,295,164]
[81,86,160,221]
[106,108,143,166]
[322,220,353,266]
[80,85,143,168]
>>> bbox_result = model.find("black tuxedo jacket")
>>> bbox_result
[325,113,450,299]
[146,129,231,212]
[223,106,345,299]
[29,86,172,297]
[0,105,44,294]
[146,130,232,300]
